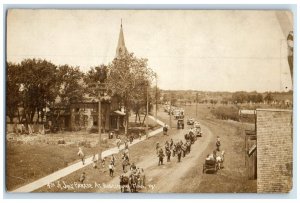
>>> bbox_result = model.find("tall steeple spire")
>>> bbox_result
[115,19,128,58]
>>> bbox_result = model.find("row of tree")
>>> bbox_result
[7,53,157,134]
[161,90,291,106]
[232,91,267,104]
[7,59,84,124]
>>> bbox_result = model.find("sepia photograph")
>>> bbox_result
[5,9,294,194]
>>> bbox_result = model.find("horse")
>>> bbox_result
[120,175,129,192]
[216,151,225,170]
[186,131,196,144]
[184,133,190,141]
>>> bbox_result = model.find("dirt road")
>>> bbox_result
[34,104,255,193]
[97,111,215,193]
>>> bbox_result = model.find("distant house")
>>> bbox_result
[46,95,125,133]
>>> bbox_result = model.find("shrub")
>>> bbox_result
[57,139,66,144]
[78,140,91,148]
[211,106,239,121]
[88,125,99,134]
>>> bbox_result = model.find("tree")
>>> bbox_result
[84,65,108,98]
[57,65,85,106]
[232,91,247,104]
[106,53,155,134]
[12,59,60,125]
[264,93,274,104]
[170,92,177,106]
[6,62,21,123]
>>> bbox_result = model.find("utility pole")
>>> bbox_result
[97,82,106,161]
[169,100,172,129]
[196,93,198,117]
[146,85,149,139]
[155,74,158,119]
[98,90,102,160]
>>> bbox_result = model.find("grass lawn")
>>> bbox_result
[6,118,160,192]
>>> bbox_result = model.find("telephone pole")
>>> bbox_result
[98,82,106,160]
[169,100,172,129]
[155,74,158,119]
[146,85,149,139]
[196,93,198,117]
[98,89,102,160]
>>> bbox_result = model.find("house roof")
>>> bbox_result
[112,110,126,116]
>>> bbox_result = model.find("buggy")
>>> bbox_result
[203,158,218,174]
[194,123,202,137]
[177,119,184,129]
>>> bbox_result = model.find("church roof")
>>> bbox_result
[115,22,128,58]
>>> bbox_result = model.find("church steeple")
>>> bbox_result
[115,19,128,58]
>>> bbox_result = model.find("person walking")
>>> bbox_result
[92,154,97,168]
[109,162,115,177]
[156,142,160,155]
[166,148,171,162]
[163,124,168,135]
[101,157,106,168]
[170,139,174,148]
[181,143,187,158]
[216,136,221,151]
[79,172,86,183]
[140,168,146,187]
[111,154,116,166]
[165,141,170,150]
[129,134,134,144]
[176,144,182,162]
[158,148,165,166]
[116,137,122,149]
[124,138,129,150]
[77,147,85,165]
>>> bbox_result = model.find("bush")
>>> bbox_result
[78,140,91,148]
[88,125,99,134]
[211,106,239,121]
[57,139,66,144]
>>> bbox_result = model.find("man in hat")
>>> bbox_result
[158,148,165,166]
[109,161,115,177]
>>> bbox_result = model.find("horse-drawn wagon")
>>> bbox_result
[194,123,202,137]
[177,119,184,129]
[203,157,218,174]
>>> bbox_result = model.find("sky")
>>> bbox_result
[6,10,293,92]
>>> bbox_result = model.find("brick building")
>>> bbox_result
[256,109,293,193]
